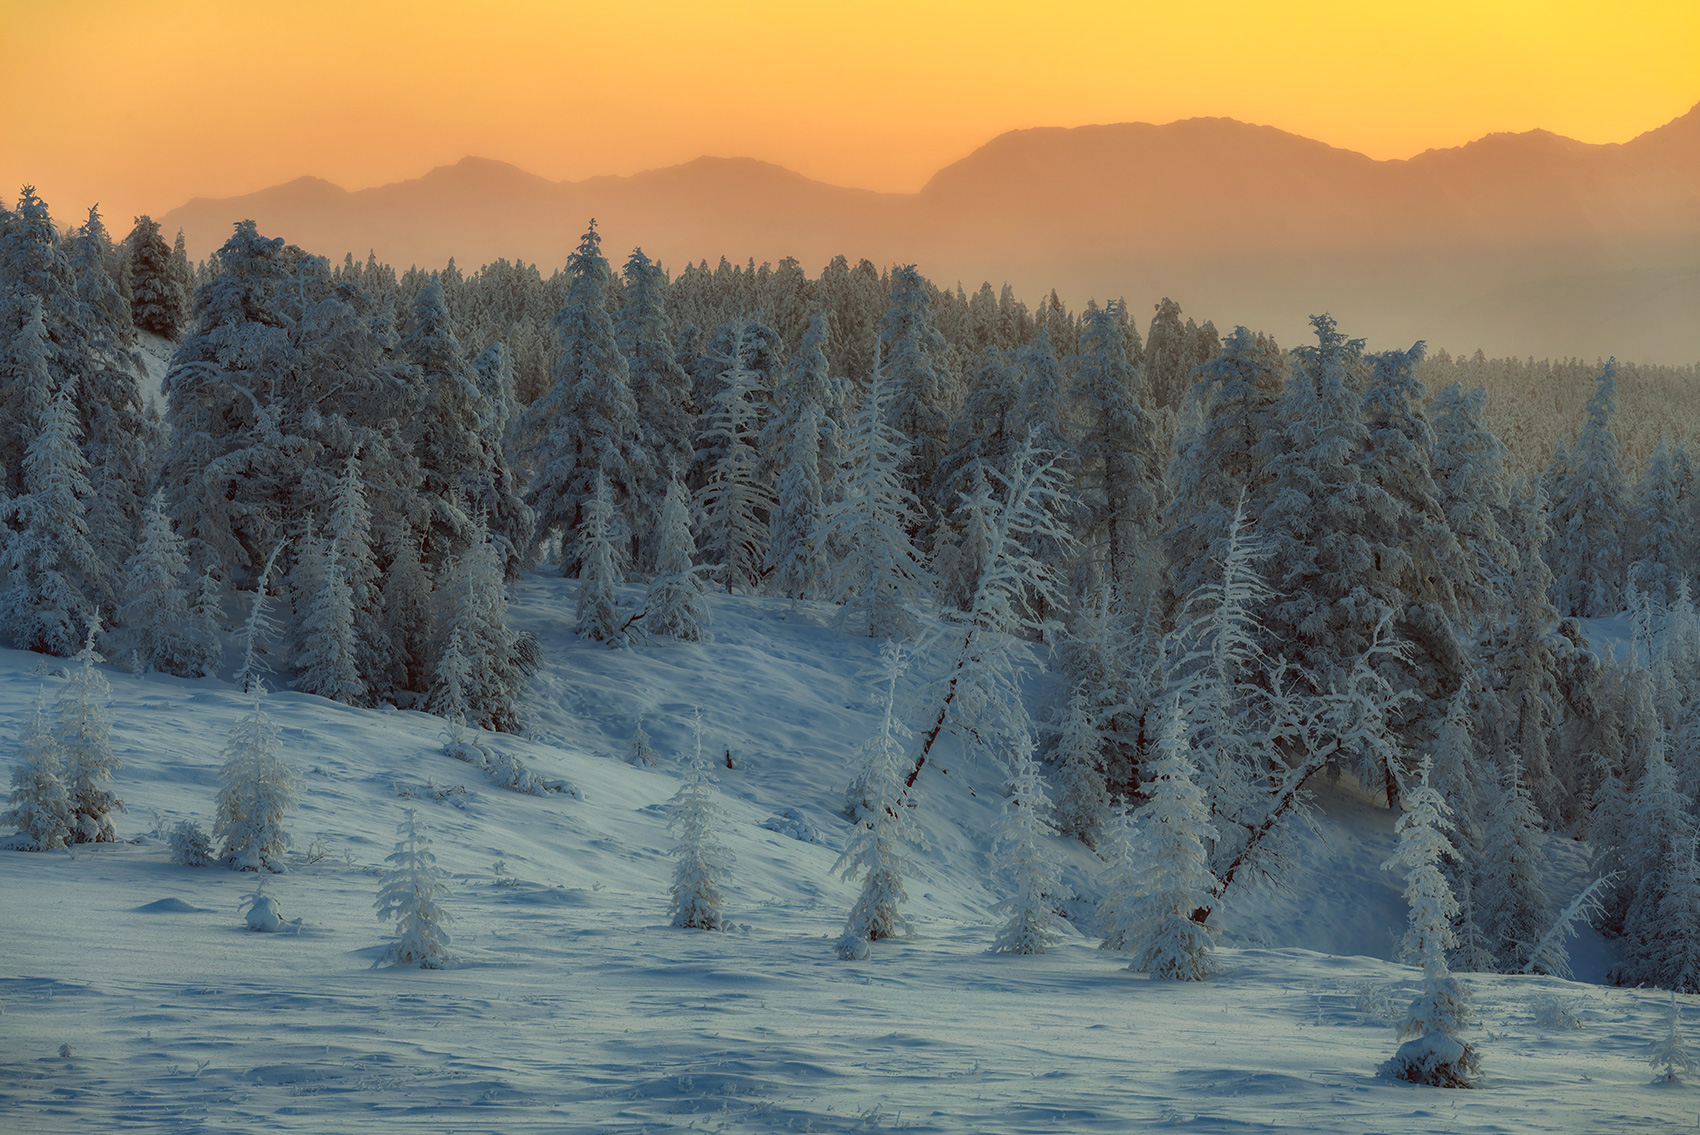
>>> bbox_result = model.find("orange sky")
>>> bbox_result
[2,0,1697,230]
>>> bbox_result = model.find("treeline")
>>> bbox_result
[3,188,1700,999]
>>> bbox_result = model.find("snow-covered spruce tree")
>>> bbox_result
[836,643,923,960]
[818,358,932,638]
[2,688,74,851]
[1163,490,1278,868]
[124,214,182,338]
[0,383,101,656]
[120,491,195,675]
[57,620,123,843]
[1251,315,1375,695]
[1071,300,1162,603]
[0,288,55,502]
[234,543,285,695]
[626,717,658,766]
[643,478,711,642]
[669,713,732,930]
[1050,687,1112,849]
[1645,840,1700,994]
[1547,359,1627,618]
[692,319,775,593]
[213,683,300,871]
[292,530,366,705]
[1380,757,1478,1088]
[575,474,626,645]
[908,437,1077,792]
[1112,704,1219,981]
[321,452,384,694]
[991,731,1064,955]
[374,809,454,968]
[878,265,956,515]
[1474,754,1552,972]
[1611,730,1699,989]
[467,342,536,580]
[617,247,694,563]
[1649,993,1696,1083]
[1631,436,1687,603]
[518,221,646,575]
[428,522,527,733]
[1428,382,1515,619]
[764,309,838,600]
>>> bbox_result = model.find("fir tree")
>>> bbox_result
[1429,382,1514,618]
[375,809,454,968]
[1548,360,1627,617]
[618,247,693,562]
[292,530,365,704]
[1631,436,1687,603]
[1475,754,1552,971]
[1381,758,1478,1088]
[518,221,645,573]
[575,474,626,645]
[818,359,931,638]
[991,732,1064,955]
[125,214,182,337]
[429,522,527,733]
[1050,688,1111,849]
[878,266,956,513]
[692,320,775,592]
[1118,705,1219,981]
[669,712,732,930]
[765,310,837,600]
[1649,992,1695,1083]
[643,479,711,642]
[214,683,299,871]
[1,385,101,656]
[57,619,122,843]
[837,644,922,960]
[120,491,196,675]
[1,688,74,851]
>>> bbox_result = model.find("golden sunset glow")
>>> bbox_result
[1,0,1696,226]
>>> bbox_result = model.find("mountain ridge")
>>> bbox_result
[158,105,1700,362]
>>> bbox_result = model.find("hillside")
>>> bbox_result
[0,584,1685,1134]
[156,105,1700,362]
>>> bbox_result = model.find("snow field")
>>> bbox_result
[0,584,1692,1132]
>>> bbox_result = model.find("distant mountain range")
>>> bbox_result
[160,105,1700,362]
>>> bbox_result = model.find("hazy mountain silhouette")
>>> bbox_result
[160,106,1700,361]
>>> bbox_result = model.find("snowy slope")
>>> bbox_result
[0,582,1690,1133]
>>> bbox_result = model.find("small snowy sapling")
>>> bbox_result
[668,712,732,930]
[375,809,454,968]
[2,688,74,851]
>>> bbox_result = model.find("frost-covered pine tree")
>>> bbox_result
[991,732,1063,954]
[1050,688,1111,849]
[618,248,694,562]
[374,809,454,968]
[1631,436,1687,603]
[1648,991,1696,1082]
[1428,382,1514,618]
[818,358,932,638]
[1548,359,1627,618]
[669,713,732,930]
[836,643,922,960]
[643,478,711,642]
[1381,757,1478,1087]
[0,384,101,656]
[213,684,299,871]
[626,717,658,766]
[764,310,838,600]
[2,688,74,851]
[321,452,384,693]
[120,491,195,675]
[292,530,365,704]
[518,221,646,573]
[429,521,527,733]
[1112,705,1219,981]
[575,474,626,645]
[124,214,182,338]
[57,619,123,843]
[878,265,956,513]
[692,320,775,592]
[1475,754,1552,971]
[1071,300,1162,602]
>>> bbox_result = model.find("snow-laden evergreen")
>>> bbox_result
[1,687,73,851]
[765,310,838,600]
[1049,687,1111,849]
[692,320,775,593]
[429,522,528,733]
[1381,758,1478,1088]
[818,358,931,638]
[1428,382,1514,619]
[618,249,694,527]
[575,474,626,645]
[213,684,300,872]
[990,732,1063,955]
[518,221,645,574]
[374,809,454,968]
[668,713,732,930]
[0,383,101,656]
[877,265,956,512]
[120,492,200,676]
[643,479,711,642]
[1114,705,1219,981]
[1547,359,1627,618]
[292,530,366,705]
[1475,754,1552,972]
[836,644,922,960]
[56,620,123,843]
[1631,436,1687,603]
[1648,993,1695,1083]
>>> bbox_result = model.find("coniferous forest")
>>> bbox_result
[5,185,1700,1111]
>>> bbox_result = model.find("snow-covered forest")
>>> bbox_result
[3,188,1700,1128]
